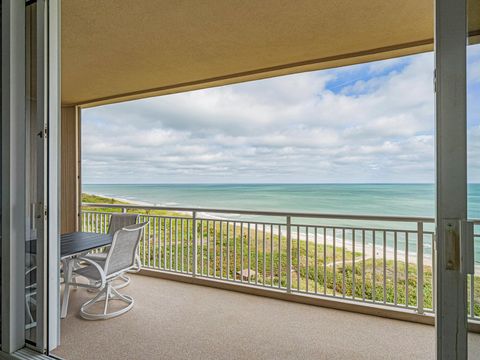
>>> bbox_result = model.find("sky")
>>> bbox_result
[82,45,480,184]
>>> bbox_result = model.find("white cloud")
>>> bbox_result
[82,47,480,184]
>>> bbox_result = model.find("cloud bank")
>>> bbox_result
[82,47,480,184]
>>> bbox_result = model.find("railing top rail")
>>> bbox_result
[82,202,436,223]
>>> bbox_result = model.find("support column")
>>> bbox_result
[61,106,80,234]
[434,0,468,358]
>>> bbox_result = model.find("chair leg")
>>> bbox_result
[61,260,73,318]
[115,274,131,289]
[80,281,134,320]
[25,293,36,329]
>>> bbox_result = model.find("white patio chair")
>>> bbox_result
[85,213,140,289]
[69,222,148,320]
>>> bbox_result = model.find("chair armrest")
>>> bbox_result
[76,256,107,289]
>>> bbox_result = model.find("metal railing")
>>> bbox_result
[80,203,479,320]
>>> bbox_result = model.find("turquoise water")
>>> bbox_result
[84,183,433,214]
[83,183,480,218]
[83,183,480,262]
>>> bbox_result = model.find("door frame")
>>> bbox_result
[1,0,27,353]
[1,0,60,354]
[434,0,470,358]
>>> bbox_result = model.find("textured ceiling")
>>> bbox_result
[61,0,480,107]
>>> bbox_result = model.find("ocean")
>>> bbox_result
[82,183,480,262]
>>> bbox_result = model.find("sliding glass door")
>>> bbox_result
[1,0,59,355]
[24,0,61,353]
[25,0,38,346]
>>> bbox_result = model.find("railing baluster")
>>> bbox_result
[233,221,237,281]
[263,224,266,286]
[153,217,157,268]
[159,217,163,269]
[315,227,318,294]
[362,229,366,301]
[187,217,190,273]
[192,212,197,276]
[247,223,251,283]
[383,231,386,304]
[286,216,292,293]
[255,223,258,285]
[175,219,178,272]
[342,228,346,298]
[169,218,173,270]
[323,227,327,295]
[148,218,151,268]
[306,226,309,293]
[220,221,223,279]
[227,221,230,280]
[240,224,244,283]
[270,224,274,287]
[417,222,424,314]
[394,231,398,305]
[278,225,282,289]
[352,229,356,299]
[470,274,475,318]
[181,219,184,272]
[163,217,167,269]
[333,228,336,296]
[405,232,409,307]
[142,216,146,266]
[207,220,211,277]
[199,219,204,275]
[372,230,376,303]
[432,234,436,311]
[297,226,300,291]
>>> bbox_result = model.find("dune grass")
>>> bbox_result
[82,193,480,316]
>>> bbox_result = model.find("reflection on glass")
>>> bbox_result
[25,2,38,344]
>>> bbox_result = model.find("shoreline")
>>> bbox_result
[82,192,480,271]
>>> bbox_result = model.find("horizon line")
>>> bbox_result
[82,182,480,185]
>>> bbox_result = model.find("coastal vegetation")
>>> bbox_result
[82,193,480,316]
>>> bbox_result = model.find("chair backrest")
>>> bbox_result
[104,222,148,276]
[107,213,139,235]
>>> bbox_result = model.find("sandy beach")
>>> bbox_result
[85,193,436,268]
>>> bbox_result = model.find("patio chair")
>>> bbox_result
[70,222,148,320]
[25,253,37,330]
[85,213,140,288]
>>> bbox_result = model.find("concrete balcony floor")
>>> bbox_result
[53,274,480,360]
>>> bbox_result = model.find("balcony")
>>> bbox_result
[53,203,480,359]
[54,274,480,360]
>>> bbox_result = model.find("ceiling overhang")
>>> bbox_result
[61,0,480,107]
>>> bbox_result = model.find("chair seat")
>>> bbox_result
[74,261,105,281]
[74,265,101,281]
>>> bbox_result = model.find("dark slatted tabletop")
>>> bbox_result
[61,232,113,258]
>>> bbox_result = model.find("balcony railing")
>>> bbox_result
[80,203,480,321]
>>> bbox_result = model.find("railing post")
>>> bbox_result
[192,211,197,277]
[417,221,424,314]
[286,216,292,293]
